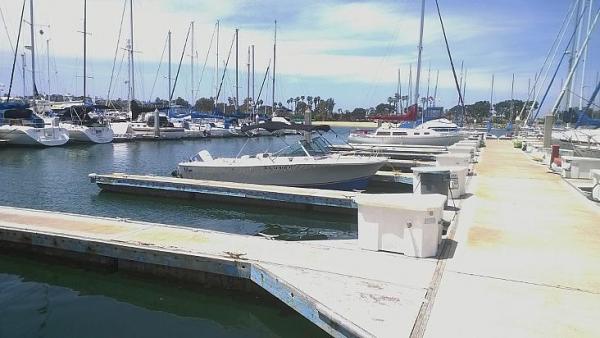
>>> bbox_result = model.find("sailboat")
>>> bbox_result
[347,0,462,147]
[58,0,113,144]
[0,0,69,146]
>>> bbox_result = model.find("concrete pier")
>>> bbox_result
[89,173,359,213]
[424,140,600,338]
[0,206,440,338]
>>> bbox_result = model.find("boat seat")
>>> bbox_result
[194,150,213,162]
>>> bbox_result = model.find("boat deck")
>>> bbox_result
[423,140,600,337]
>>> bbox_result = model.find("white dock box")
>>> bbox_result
[353,193,447,258]
[561,156,600,179]
[591,170,600,202]
[456,140,480,151]
[447,145,475,160]
[436,153,471,168]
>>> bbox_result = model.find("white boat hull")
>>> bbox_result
[348,133,463,146]
[178,157,386,190]
[0,125,69,146]
[61,124,114,144]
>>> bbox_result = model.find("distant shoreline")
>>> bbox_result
[311,121,378,128]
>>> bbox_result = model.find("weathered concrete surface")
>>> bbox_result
[0,207,437,338]
[425,140,600,338]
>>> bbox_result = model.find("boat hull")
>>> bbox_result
[0,126,69,146]
[178,159,386,190]
[348,133,463,146]
[62,124,114,144]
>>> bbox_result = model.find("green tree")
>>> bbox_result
[194,97,214,112]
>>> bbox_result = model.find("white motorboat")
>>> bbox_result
[130,111,185,139]
[0,102,69,146]
[348,118,463,146]
[177,123,387,190]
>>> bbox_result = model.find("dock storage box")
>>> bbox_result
[561,156,600,179]
[436,153,471,168]
[591,170,600,202]
[447,145,476,159]
[412,167,451,202]
[353,193,447,258]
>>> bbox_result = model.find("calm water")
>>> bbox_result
[0,129,357,241]
[0,252,327,338]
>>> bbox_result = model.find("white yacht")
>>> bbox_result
[0,102,69,146]
[177,124,386,190]
[348,118,463,146]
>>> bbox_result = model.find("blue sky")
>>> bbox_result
[0,0,598,112]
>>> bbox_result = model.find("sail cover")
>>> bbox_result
[240,121,331,133]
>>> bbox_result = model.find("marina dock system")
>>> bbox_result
[2,141,599,337]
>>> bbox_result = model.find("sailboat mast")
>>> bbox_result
[191,21,194,105]
[579,0,593,109]
[408,63,412,106]
[83,0,87,99]
[396,68,401,114]
[490,74,494,116]
[215,20,219,110]
[433,69,439,106]
[129,0,134,101]
[29,0,36,98]
[251,44,255,115]
[567,0,583,110]
[272,20,277,116]
[168,30,172,105]
[414,0,426,116]
[247,46,250,113]
[510,73,515,120]
[235,28,239,111]
[425,62,431,110]
[21,53,26,97]
[46,38,50,98]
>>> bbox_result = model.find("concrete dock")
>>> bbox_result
[424,140,600,338]
[0,206,439,338]
[89,173,359,213]
[1,140,599,337]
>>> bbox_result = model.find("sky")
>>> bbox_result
[0,0,598,112]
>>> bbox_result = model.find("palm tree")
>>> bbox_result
[300,95,305,102]
[307,96,313,109]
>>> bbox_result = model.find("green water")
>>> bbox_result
[0,253,327,338]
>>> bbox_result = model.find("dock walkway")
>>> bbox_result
[424,141,600,338]
[0,206,437,338]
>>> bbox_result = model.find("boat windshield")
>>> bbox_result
[283,137,331,157]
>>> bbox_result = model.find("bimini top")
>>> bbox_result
[240,121,331,133]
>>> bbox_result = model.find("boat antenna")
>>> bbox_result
[5,0,26,103]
